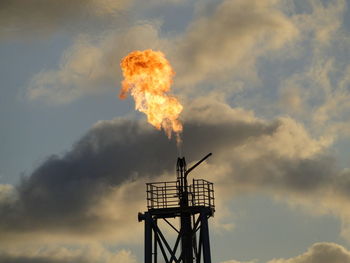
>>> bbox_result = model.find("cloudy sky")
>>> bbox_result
[1,0,350,262]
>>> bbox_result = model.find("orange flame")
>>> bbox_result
[119,49,183,142]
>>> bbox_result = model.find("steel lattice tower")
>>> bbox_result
[138,153,215,263]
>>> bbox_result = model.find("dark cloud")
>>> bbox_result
[0,99,349,243]
[0,0,127,37]
[228,151,336,193]
[0,100,276,241]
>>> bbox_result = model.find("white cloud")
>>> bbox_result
[0,184,16,204]
[221,260,256,263]
[292,0,346,45]
[26,0,299,104]
[268,242,350,263]
[27,23,169,104]
[174,0,298,86]
[0,244,137,263]
[276,0,350,142]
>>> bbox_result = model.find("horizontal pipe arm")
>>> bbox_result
[185,153,212,177]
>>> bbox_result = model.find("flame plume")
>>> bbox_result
[119,49,183,144]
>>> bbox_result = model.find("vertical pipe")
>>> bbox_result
[178,157,193,263]
[200,212,211,263]
[145,212,153,263]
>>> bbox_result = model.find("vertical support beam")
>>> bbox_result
[192,214,198,258]
[145,212,153,263]
[181,212,193,263]
[200,212,211,263]
[196,226,202,263]
[154,218,157,263]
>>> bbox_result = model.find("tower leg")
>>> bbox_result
[154,219,157,263]
[181,212,193,263]
[200,212,211,263]
[145,212,153,263]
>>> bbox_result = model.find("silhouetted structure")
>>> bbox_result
[138,153,215,263]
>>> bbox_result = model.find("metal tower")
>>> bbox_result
[138,153,215,263]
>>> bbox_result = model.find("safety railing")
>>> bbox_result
[146,179,214,210]
[146,181,179,209]
[190,179,215,208]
